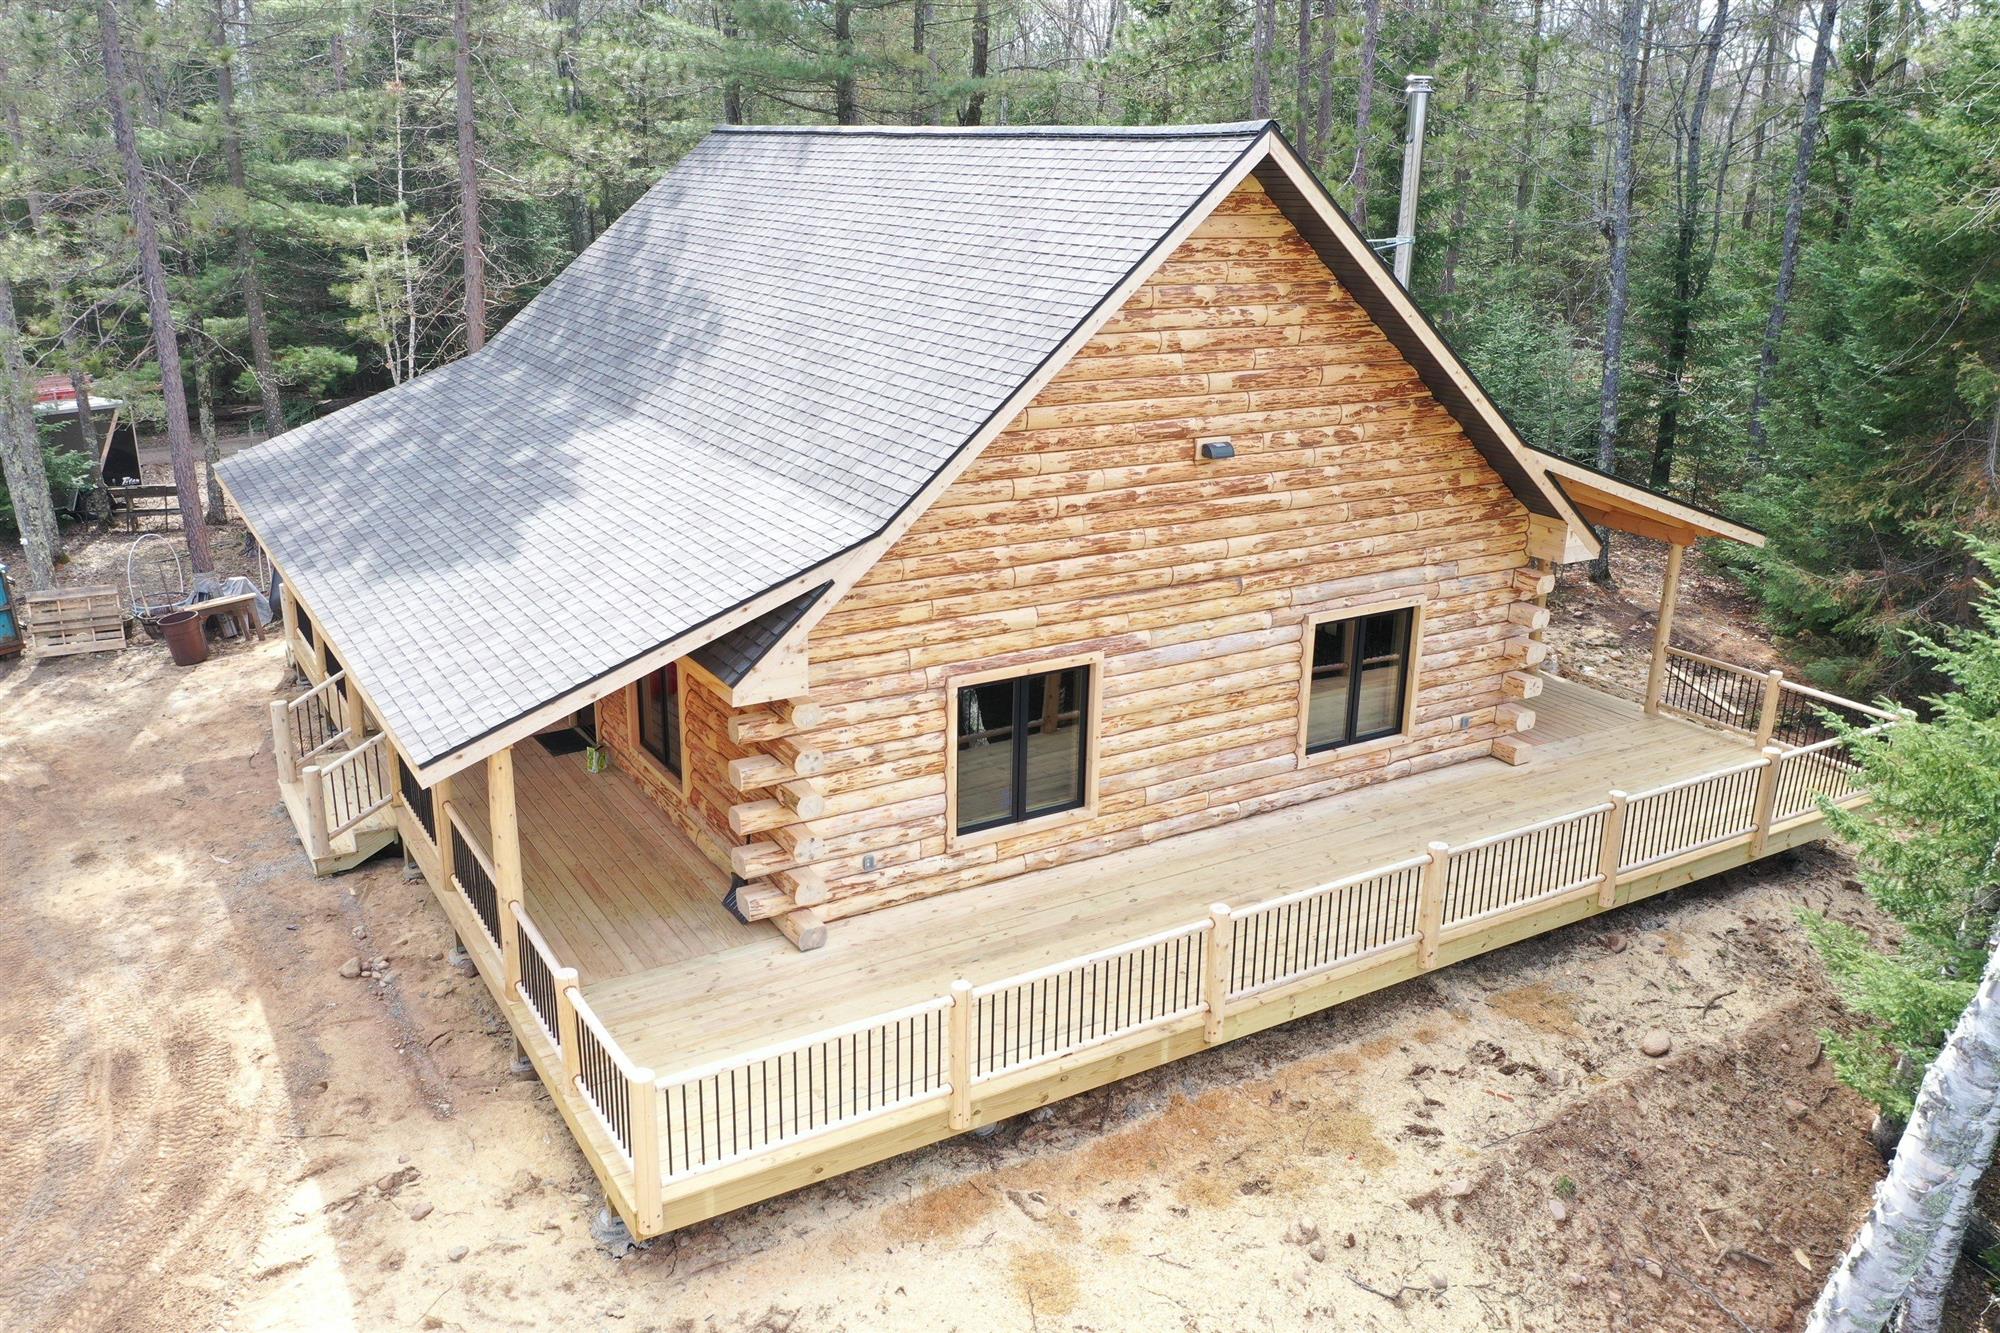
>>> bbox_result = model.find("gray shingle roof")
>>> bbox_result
[221,123,1270,771]
[691,583,830,687]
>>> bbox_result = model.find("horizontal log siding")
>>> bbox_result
[608,179,1543,916]
[599,678,745,878]
[781,179,1537,918]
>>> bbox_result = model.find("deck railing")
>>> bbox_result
[1227,858,1427,999]
[970,920,1211,1082]
[316,734,391,838]
[1618,758,1766,871]
[1441,804,1609,929]
[655,997,952,1178]
[447,805,503,951]
[397,755,436,847]
[1658,648,1907,752]
[269,670,349,785]
[412,655,1897,1233]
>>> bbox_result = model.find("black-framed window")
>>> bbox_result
[637,662,683,780]
[1306,607,1415,753]
[954,664,1091,836]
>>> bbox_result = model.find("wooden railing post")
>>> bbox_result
[948,979,973,1131]
[270,700,297,783]
[1597,791,1629,908]
[558,977,583,1080]
[1417,842,1450,969]
[1751,746,1784,857]
[1204,903,1232,1045]
[299,764,332,861]
[630,1066,662,1233]
[1644,542,1688,717]
[1754,669,1785,749]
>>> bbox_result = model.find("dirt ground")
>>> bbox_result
[0,526,1981,1332]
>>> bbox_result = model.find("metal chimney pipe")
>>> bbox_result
[1392,73,1435,288]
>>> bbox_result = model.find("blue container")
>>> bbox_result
[0,562,19,658]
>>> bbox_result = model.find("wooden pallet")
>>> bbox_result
[23,585,126,658]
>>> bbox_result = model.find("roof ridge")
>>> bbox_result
[710,121,1274,140]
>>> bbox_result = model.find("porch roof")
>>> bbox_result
[1531,450,1766,548]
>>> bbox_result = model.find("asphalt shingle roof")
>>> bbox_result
[222,123,1270,771]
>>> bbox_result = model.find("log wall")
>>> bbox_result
[615,177,1547,922]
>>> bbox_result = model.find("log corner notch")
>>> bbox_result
[722,696,830,951]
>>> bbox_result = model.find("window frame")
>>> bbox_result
[1297,597,1425,763]
[629,661,690,795]
[944,651,1101,849]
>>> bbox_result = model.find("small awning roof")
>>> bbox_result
[1530,450,1764,548]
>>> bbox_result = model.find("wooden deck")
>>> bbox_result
[580,676,1745,1071]
[451,738,767,985]
[399,670,1887,1237]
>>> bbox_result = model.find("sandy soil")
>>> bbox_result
[0,527,1962,1332]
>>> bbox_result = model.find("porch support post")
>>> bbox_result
[488,747,525,991]
[1643,542,1689,717]
[433,775,456,878]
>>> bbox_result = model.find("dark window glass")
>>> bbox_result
[1306,607,1415,753]
[955,664,1091,835]
[638,662,683,779]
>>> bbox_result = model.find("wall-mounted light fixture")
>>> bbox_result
[1197,438,1236,461]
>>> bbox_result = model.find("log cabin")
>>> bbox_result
[219,121,1900,1240]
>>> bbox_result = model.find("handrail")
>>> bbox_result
[1623,754,1768,804]
[1447,800,1614,855]
[1234,853,1431,919]
[321,733,392,839]
[447,804,500,886]
[1777,678,1904,723]
[653,994,955,1090]
[970,916,1212,998]
[288,669,346,712]
[1664,646,1767,679]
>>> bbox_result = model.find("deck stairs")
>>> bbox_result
[270,670,402,876]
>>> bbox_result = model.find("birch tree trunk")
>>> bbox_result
[1349,0,1383,227]
[1591,0,1647,583]
[0,274,57,591]
[453,0,486,353]
[1808,937,2000,1332]
[213,0,284,438]
[97,0,212,574]
[1902,1093,2000,1331]
[1748,0,1838,464]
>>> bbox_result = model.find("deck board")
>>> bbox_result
[451,739,767,984]
[580,676,1752,1076]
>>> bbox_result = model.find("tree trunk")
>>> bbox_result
[1739,0,1780,230]
[1293,0,1311,144]
[721,4,745,125]
[832,0,857,123]
[960,0,990,125]
[213,0,284,439]
[1808,938,2000,1332]
[1747,0,1837,463]
[97,0,211,574]
[1646,0,1729,490]
[192,332,227,525]
[911,0,930,124]
[1313,0,1335,164]
[1591,0,1646,584]
[1904,1095,2000,1331]
[453,0,486,353]
[1439,72,1477,311]
[1349,0,1382,226]
[1509,0,1544,263]
[0,275,58,591]
[1250,0,1274,117]
[1,59,87,543]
